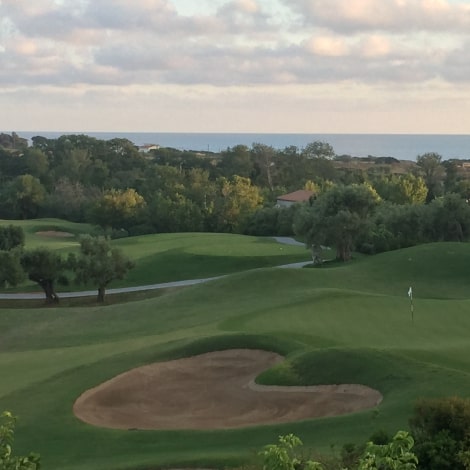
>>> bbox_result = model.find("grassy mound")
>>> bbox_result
[0,220,308,292]
[1,240,470,469]
[256,348,404,388]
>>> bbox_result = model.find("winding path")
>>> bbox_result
[0,237,310,300]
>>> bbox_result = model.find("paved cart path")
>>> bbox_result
[0,237,310,300]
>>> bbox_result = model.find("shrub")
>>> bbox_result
[410,396,470,470]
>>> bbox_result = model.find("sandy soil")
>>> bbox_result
[73,349,382,430]
[36,231,74,237]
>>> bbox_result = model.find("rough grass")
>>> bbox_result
[1,241,470,469]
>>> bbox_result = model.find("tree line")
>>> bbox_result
[2,134,470,259]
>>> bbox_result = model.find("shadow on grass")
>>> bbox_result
[0,287,182,309]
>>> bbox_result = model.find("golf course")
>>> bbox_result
[1,218,470,470]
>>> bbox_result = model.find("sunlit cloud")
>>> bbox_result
[0,0,469,132]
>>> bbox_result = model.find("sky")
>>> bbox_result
[1,0,470,134]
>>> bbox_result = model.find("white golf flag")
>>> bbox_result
[408,286,413,299]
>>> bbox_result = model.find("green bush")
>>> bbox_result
[410,396,470,470]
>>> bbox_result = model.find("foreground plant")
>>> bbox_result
[259,434,323,470]
[259,431,418,470]
[0,411,40,470]
[358,431,418,470]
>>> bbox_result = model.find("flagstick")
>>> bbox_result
[408,286,414,323]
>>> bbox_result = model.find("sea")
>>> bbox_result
[16,131,470,161]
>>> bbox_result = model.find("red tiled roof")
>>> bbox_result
[276,190,315,202]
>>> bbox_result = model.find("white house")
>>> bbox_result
[138,144,160,153]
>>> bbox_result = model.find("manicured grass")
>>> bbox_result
[1,241,470,469]
[0,219,309,292]
[0,218,94,250]
[111,232,309,286]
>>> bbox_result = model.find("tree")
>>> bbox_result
[146,193,205,233]
[251,143,277,192]
[90,188,146,233]
[427,193,470,242]
[0,411,40,470]
[22,148,49,181]
[12,175,46,219]
[442,159,460,193]
[45,178,99,222]
[302,141,335,160]
[416,152,445,202]
[410,396,470,470]
[211,176,263,232]
[0,226,24,251]
[294,184,380,261]
[218,145,254,179]
[0,132,28,150]
[361,203,429,253]
[21,249,69,303]
[0,249,25,288]
[0,175,46,219]
[54,148,91,184]
[71,236,134,302]
[0,226,25,289]
[373,174,427,205]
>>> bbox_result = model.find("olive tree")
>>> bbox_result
[70,236,134,302]
[21,249,69,303]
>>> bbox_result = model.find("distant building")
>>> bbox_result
[276,190,316,207]
[138,144,160,153]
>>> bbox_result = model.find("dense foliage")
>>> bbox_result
[258,432,418,470]
[410,397,470,470]
[2,133,470,257]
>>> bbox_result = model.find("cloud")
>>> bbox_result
[0,0,469,92]
[11,39,39,56]
[359,35,392,57]
[289,0,470,33]
[305,35,350,56]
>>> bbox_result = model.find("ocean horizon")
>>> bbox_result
[14,131,470,161]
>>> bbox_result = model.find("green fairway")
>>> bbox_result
[1,241,470,469]
[0,218,93,250]
[0,220,308,291]
[110,232,309,286]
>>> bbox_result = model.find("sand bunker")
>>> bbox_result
[73,349,382,430]
[36,231,74,238]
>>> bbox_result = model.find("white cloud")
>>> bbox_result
[305,35,350,56]
[289,0,470,32]
[0,0,470,132]
[359,35,392,57]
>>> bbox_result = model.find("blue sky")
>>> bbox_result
[1,0,470,133]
